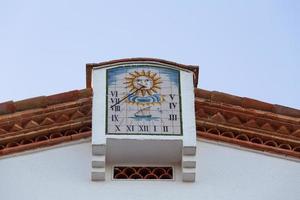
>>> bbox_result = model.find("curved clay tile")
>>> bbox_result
[277,126,291,135]
[79,105,92,116]
[86,109,92,117]
[244,119,260,129]
[250,137,264,144]
[292,129,300,138]
[228,116,242,125]
[261,123,275,132]
[196,108,208,118]
[79,126,91,133]
[235,134,250,141]
[47,90,80,106]
[70,111,85,120]
[49,132,63,139]
[278,144,292,150]
[24,120,40,129]
[211,112,226,123]
[40,117,55,126]
[20,139,34,145]
[64,130,78,136]
[0,128,7,135]
[197,126,207,132]
[207,128,220,135]
[35,135,49,142]
[264,140,278,147]
[9,124,23,132]
[293,147,300,152]
[56,114,70,123]
[221,132,235,138]
[6,142,19,148]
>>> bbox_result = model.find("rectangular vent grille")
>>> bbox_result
[113,166,173,180]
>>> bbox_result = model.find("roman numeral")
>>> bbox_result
[169,94,176,100]
[115,125,121,132]
[110,91,118,97]
[111,114,119,122]
[169,102,177,109]
[163,126,169,132]
[138,125,149,132]
[169,114,177,121]
[111,105,120,111]
[126,125,134,132]
[110,98,120,104]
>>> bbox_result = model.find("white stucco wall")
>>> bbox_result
[0,140,299,200]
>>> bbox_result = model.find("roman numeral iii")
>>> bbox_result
[169,114,177,121]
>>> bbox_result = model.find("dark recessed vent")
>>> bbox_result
[113,166,173,180]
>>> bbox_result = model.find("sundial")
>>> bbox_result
[106,65,182,135]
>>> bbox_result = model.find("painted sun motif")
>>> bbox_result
[124,70,162,96]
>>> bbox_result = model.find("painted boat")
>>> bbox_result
[134,107,152,118]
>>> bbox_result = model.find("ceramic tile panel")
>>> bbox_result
[106,65,182,135]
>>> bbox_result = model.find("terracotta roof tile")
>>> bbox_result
[194,88,210,100]
[195,88,300,118]
[47,90,79,106]
[211,91,242,107]
[15,96,48,112]
[0,101,16,115]
[0,88,93,117]
[241,97,274,113]
[273,104,300,118]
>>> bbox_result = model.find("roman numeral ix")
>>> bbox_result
[111,114,119,122]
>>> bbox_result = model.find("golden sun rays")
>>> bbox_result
[124,70,162,97]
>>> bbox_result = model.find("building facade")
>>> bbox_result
[0,58,299,200]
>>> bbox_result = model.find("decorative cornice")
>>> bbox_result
[0,89,93,157]
[195,89,300,159]
[0,88,299,159]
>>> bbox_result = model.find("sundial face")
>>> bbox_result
[106,64,182,135]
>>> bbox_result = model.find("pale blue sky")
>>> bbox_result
[0,0,299,109]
